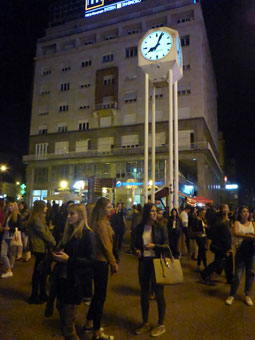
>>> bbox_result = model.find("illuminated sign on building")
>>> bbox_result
[225,184,238,190]
[85,0,142,17]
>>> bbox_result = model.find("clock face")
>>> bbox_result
[141,30,173,61]
[176,36,182,67]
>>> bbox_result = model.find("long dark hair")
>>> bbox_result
[141,203,156,225]
[90,197,111,229]
[170,208,179,219]
[237,206,249,222]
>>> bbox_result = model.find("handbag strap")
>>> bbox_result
[160,245,174,264]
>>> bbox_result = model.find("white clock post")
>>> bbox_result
[138,27,183,208]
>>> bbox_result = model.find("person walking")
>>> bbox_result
[179,205,191,256]
[201,204,233,285]
[17,201,31,261]
[1,201,22,278]
[167,208,182,259]
[225,206,255,306]
[83,197,118,340]
[110,202,125,261]
[134,203,169,337]
[52,203,96,340]
[127,204,142,255]
[28,200,56,304]
[193,208,208,272]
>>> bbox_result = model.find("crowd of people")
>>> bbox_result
[0,197,255,339]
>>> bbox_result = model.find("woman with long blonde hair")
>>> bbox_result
[83,197,118,340]
[52,203,96,340]
[1,201,22,278]
[28,200,56,304]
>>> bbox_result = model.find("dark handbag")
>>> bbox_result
[153,246,183,285]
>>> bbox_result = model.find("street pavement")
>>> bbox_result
[0,244,255,340]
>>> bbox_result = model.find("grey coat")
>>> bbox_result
[29,217,56,253]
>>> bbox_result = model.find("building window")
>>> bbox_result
[102,54,114,63]
[121,135,139,148]
[105,34,117,41]
[40,89,50,95]
[52,165,69,181]
[103,75,115,86]
[55,141,69,154]
[123,113,136,125]
[183,64,191,71]
[181,35,190,46]
[81,60,92,67]
[58,123,67,133]
[126,46,137,58]
[75,140,90,152]
[84,40,95,46]
[61,66,71,72]
[34,168,48,184]
[127,29,141,35]
[59,105,69,112]
[79,105,90,110]
[35,143,48,157]
[78,121,89,131]
[98,137,114,153]
[80,83,91,88]
[151,23,164,29]
[124,92,137,103]
[177,16,193,24]
[38,125,48,135]
[42,68,51,76]
[178,89,191,96]
[60,83,70,91]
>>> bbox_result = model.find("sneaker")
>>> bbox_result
[93,332,114,340]
[151,325,166,337]
[135,323,150,335]
[1,271,13,279]
[225,296,234,306]
[245,296,253,306]
[16,256,22,261]
[83,326,104,333]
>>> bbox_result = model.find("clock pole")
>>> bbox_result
[168,69,174,211]
[174,81,179,208]
[144,73,149,204]
[151,85,156,203]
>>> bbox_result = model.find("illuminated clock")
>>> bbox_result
[176,36,182,67]
[141,30,173,61]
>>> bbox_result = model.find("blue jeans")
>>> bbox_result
[1,239,16,270]
[230,249,255,297]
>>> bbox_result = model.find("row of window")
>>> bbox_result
[35,130,194,157]
[42,37,190,76]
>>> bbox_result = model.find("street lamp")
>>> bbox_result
[59,180,69,191]
[0,165,7,172]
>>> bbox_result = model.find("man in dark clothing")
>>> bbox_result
[201,204,233,285]
[110,203,126,261]
[205,204,217,239]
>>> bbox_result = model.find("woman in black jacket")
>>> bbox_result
[167,208,181,259]
[134,203,169,337]
[52,203,96,340]
[1,201,22,278]
[200,204,233,285]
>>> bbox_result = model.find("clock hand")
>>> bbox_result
[154,32,164,50]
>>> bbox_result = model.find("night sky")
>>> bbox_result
[0,0,254,202]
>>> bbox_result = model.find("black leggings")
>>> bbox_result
[138,257,166,325]
[87,261,109,330]
[196,237,207,267]
[31,253,48,298]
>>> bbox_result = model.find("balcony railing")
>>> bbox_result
[23,142,217,162]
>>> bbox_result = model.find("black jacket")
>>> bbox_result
[135,222,169,258]
[3,214,22,236]
[210,221,232,254]
[56,227,96,304]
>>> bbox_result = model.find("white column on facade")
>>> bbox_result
[168,69,173,211]
[144,73,149,204]
[174,81,179,208]
[151,85,156,203]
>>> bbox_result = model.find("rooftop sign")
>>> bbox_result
[85,0,142,17]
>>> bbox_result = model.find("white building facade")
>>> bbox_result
[24,0,222,206]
